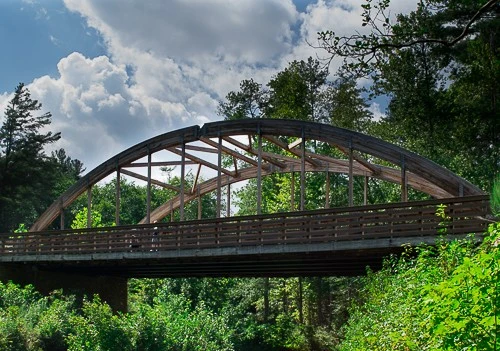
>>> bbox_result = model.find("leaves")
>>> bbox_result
[339,222,500,351]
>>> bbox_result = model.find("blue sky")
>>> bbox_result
[0,0,105,93]
[0,0,414,173]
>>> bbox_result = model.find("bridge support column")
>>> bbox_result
[0,264,128,313]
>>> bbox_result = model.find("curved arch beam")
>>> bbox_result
[30,119,483,232]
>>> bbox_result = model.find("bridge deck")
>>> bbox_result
[0,196,491,277]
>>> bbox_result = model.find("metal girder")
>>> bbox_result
[30,119,484,231]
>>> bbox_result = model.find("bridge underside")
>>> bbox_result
[2,248,398,278]
[0,234,457,278]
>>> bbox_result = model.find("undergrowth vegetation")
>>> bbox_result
[339,222,499,351]
[0,283,233,351]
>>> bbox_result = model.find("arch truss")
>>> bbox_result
[30,120,484,231]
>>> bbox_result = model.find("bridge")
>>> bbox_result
[0,119,492,311]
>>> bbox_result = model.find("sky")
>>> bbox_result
[0,0,416,175]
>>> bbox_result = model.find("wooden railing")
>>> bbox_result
[0,196,491,258]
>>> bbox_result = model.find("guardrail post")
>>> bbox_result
[281,215,286,244]
[196,224,200,247]
[237,221,241,246]
[325,167,330,209]
[176,227,180,248]
[449,203,455,234]
[259,218,263,245]
[307,215,311,242]
[390,211,394,238]
[360,214,365,238]
[333,215,337,239]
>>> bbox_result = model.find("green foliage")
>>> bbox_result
[129,276,361,351]
[217,79,266,120]
[0,282,75,351]
[323,78,372,131]
[339,222,500,351]
[218,57,372,128]
[266,57,328,121]
[14,223,28,233]
[66,296,134,351]
[0,282,235,351]
[70,208,107,229]
[491,176,500,217]
[65,293,234,351]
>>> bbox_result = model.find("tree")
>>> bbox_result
[317,0,498,78]
[266,57,328,121]
[318,0,499,190]
[217,79,267,120]
[0,83,61,231]
[322,78,372,132]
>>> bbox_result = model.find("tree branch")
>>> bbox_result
[316,0,499,71]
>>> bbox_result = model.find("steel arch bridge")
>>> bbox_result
[31,119,484,232]
[1,119,492,312]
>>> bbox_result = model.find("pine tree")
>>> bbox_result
[0,83,61,231]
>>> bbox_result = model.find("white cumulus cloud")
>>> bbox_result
[1,0,417,174]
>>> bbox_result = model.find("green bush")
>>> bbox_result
[132,295,234,351]
[66,296,134,351]
[339,222,500,351]
[0,283,75,351]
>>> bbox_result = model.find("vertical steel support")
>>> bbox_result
[217,136,222,218]
[180,140,185,221]
[146,148,152,224]
[115,167,121,226]
[227,176,231,218]
[300,130,305,211]
[87,186,92,228]
[197,186,202,220]
[257,130,263,215]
